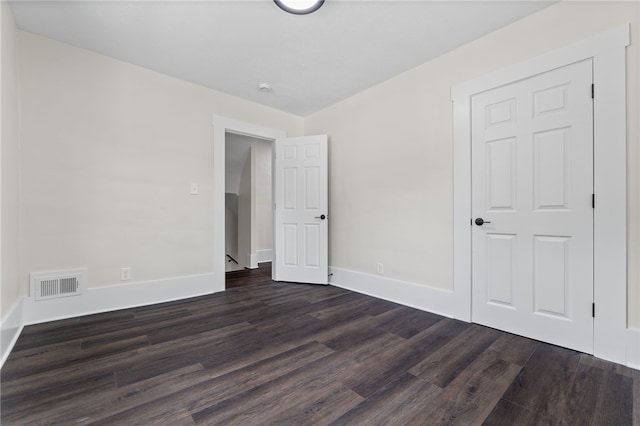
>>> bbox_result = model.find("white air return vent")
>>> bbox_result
[31,269,87,301]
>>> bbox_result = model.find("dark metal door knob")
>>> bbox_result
[315,214,326,220]
[475,218,491,226]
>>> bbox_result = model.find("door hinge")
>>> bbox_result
[591,84,594,99]
[592,194,595,209]
[592,303,595,318]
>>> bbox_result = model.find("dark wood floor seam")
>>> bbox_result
[497,396,557,422]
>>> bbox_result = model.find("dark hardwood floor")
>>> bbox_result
[1,262,638,425]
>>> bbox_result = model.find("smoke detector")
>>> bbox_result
[258,83,272,93]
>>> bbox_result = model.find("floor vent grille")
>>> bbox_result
[31,269,87,301]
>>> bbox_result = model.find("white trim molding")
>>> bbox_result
[329,267,458,320]
[627,329,640,370]
[212,115,286,289]
[451,25,630,365]
[1,299,24,368]
[256,249,273,264]
[22,273,215,325]
[246,253,258,269]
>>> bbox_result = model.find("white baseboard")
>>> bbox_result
[328,267,458,320]
[23,272,221,325]
[627,328,640,370]
[256,249,273,263]
[1,298,24,368]
[246,254,258,269]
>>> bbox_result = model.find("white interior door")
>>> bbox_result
[471,59,594,353]
[274,135,328,284]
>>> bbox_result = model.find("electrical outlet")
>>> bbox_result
[120,267,131,281]
[376,262,384,275]
[190,183,199,195]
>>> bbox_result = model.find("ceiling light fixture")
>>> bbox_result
[274,0,325,15]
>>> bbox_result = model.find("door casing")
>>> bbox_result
[452,25,630,365]
[212,115,286,290]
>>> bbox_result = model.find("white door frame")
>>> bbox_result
[212,115,286,290]
[451,25,630,365]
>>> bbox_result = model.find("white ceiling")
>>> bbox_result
[9,0,555,117]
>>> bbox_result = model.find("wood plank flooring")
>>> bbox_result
[1,263,638,425]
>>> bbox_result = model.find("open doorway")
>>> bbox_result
[213,117,329,290]
[224,133,273,273]
[212,115,286,292]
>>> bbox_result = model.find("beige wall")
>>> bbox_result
[1,1,21,320]
[237,147,253,268]
[305,1,640,328]
[237,142,272,266]
[253,141,272,253]
[224,206,238,270]
[18,32,303,292]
